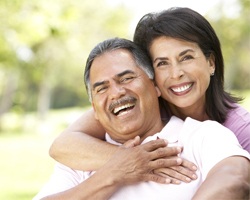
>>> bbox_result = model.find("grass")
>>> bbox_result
[0,107,86,200]
[0,91,249,200]
[0,134,56,200]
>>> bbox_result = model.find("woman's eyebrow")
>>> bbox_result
[153,57,169,64]
[179,49,195,56]
[153,49,196,64]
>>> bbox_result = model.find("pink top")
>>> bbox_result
[223,104,250,153]
[160,103,250,153]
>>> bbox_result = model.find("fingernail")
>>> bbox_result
[166,179,171,183]
[186,177,191,182]
[177,158,182,164]
[176,146,182,152]
[192,165,197,170]
[192,174,197,179]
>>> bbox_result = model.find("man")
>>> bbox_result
[34,38,249,200]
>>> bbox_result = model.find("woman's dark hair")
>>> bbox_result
[133,7,241,123]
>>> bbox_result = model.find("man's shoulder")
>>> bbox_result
[182,117,233,140]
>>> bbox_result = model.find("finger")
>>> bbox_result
[154,167,196,183]
[142,139,168,152]
[142,173,171,184]
[181,158,197,171]
[150,146,183,160]
[149,157,182,170]
[154,172,182,185]
[169,166,197,181]
[123,136,141,148]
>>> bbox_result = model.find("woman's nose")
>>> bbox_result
[170,65,184,79]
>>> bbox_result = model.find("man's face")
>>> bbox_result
[90,49,162,143]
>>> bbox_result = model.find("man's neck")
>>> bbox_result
[135,119,165,143]
[106,120,165,145]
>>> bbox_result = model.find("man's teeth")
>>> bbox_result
[113,103,134,114]
[171,84,192,93]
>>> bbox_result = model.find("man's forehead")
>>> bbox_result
[92,68,137,83]
[96,49,135,63]
[90,50,141,77]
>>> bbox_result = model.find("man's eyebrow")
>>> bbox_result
[92,80,108,91]
[92,70,135,91]
[116,70,135,78]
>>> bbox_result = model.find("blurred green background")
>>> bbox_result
[0,0,249,199]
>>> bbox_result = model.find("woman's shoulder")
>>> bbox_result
[223,104,250,152]
[226,103,250,123]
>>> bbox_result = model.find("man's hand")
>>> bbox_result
[101,136,184,186]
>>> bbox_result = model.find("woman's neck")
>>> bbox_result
[170,104,210,121]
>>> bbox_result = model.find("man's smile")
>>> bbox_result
[109,96,137,116]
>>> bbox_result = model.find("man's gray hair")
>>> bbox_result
[84,37,154,102]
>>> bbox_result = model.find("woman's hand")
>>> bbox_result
[154,157,197,184]
[102,136,185,185]
[102,136,197,186]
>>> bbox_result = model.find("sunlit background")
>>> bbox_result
[0,0,249,199]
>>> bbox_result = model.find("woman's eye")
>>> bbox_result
[156,61,168,67]
[181,55,193,61]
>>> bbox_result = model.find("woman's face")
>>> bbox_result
[149,36,215,111]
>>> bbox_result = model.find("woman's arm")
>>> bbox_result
[49,108,197,182]
[49,108,115,170]
[192,156,250,200]
[41,137,183,200]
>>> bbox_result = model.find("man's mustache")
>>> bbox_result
[108,96,137,112]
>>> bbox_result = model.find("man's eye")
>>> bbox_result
[96,86,107,93]
[121,76,135,83]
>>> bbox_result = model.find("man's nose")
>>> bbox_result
[109,84,126,100]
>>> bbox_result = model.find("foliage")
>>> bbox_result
[208,0,250,90]
[0,0,249,123]
[0,0,132,118]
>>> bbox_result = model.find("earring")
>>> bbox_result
[211,72,214,76]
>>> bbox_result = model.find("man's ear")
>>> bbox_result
[92,103,99,120]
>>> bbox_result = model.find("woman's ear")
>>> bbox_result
[155,86,161,97]
[209,54,216,73]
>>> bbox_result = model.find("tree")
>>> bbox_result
[208,0,250,90]
[0,0,132,122]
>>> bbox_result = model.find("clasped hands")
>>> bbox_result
[101,136,197,187]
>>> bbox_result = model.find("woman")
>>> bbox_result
[133,7,250,150]
[49,7,250,183]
